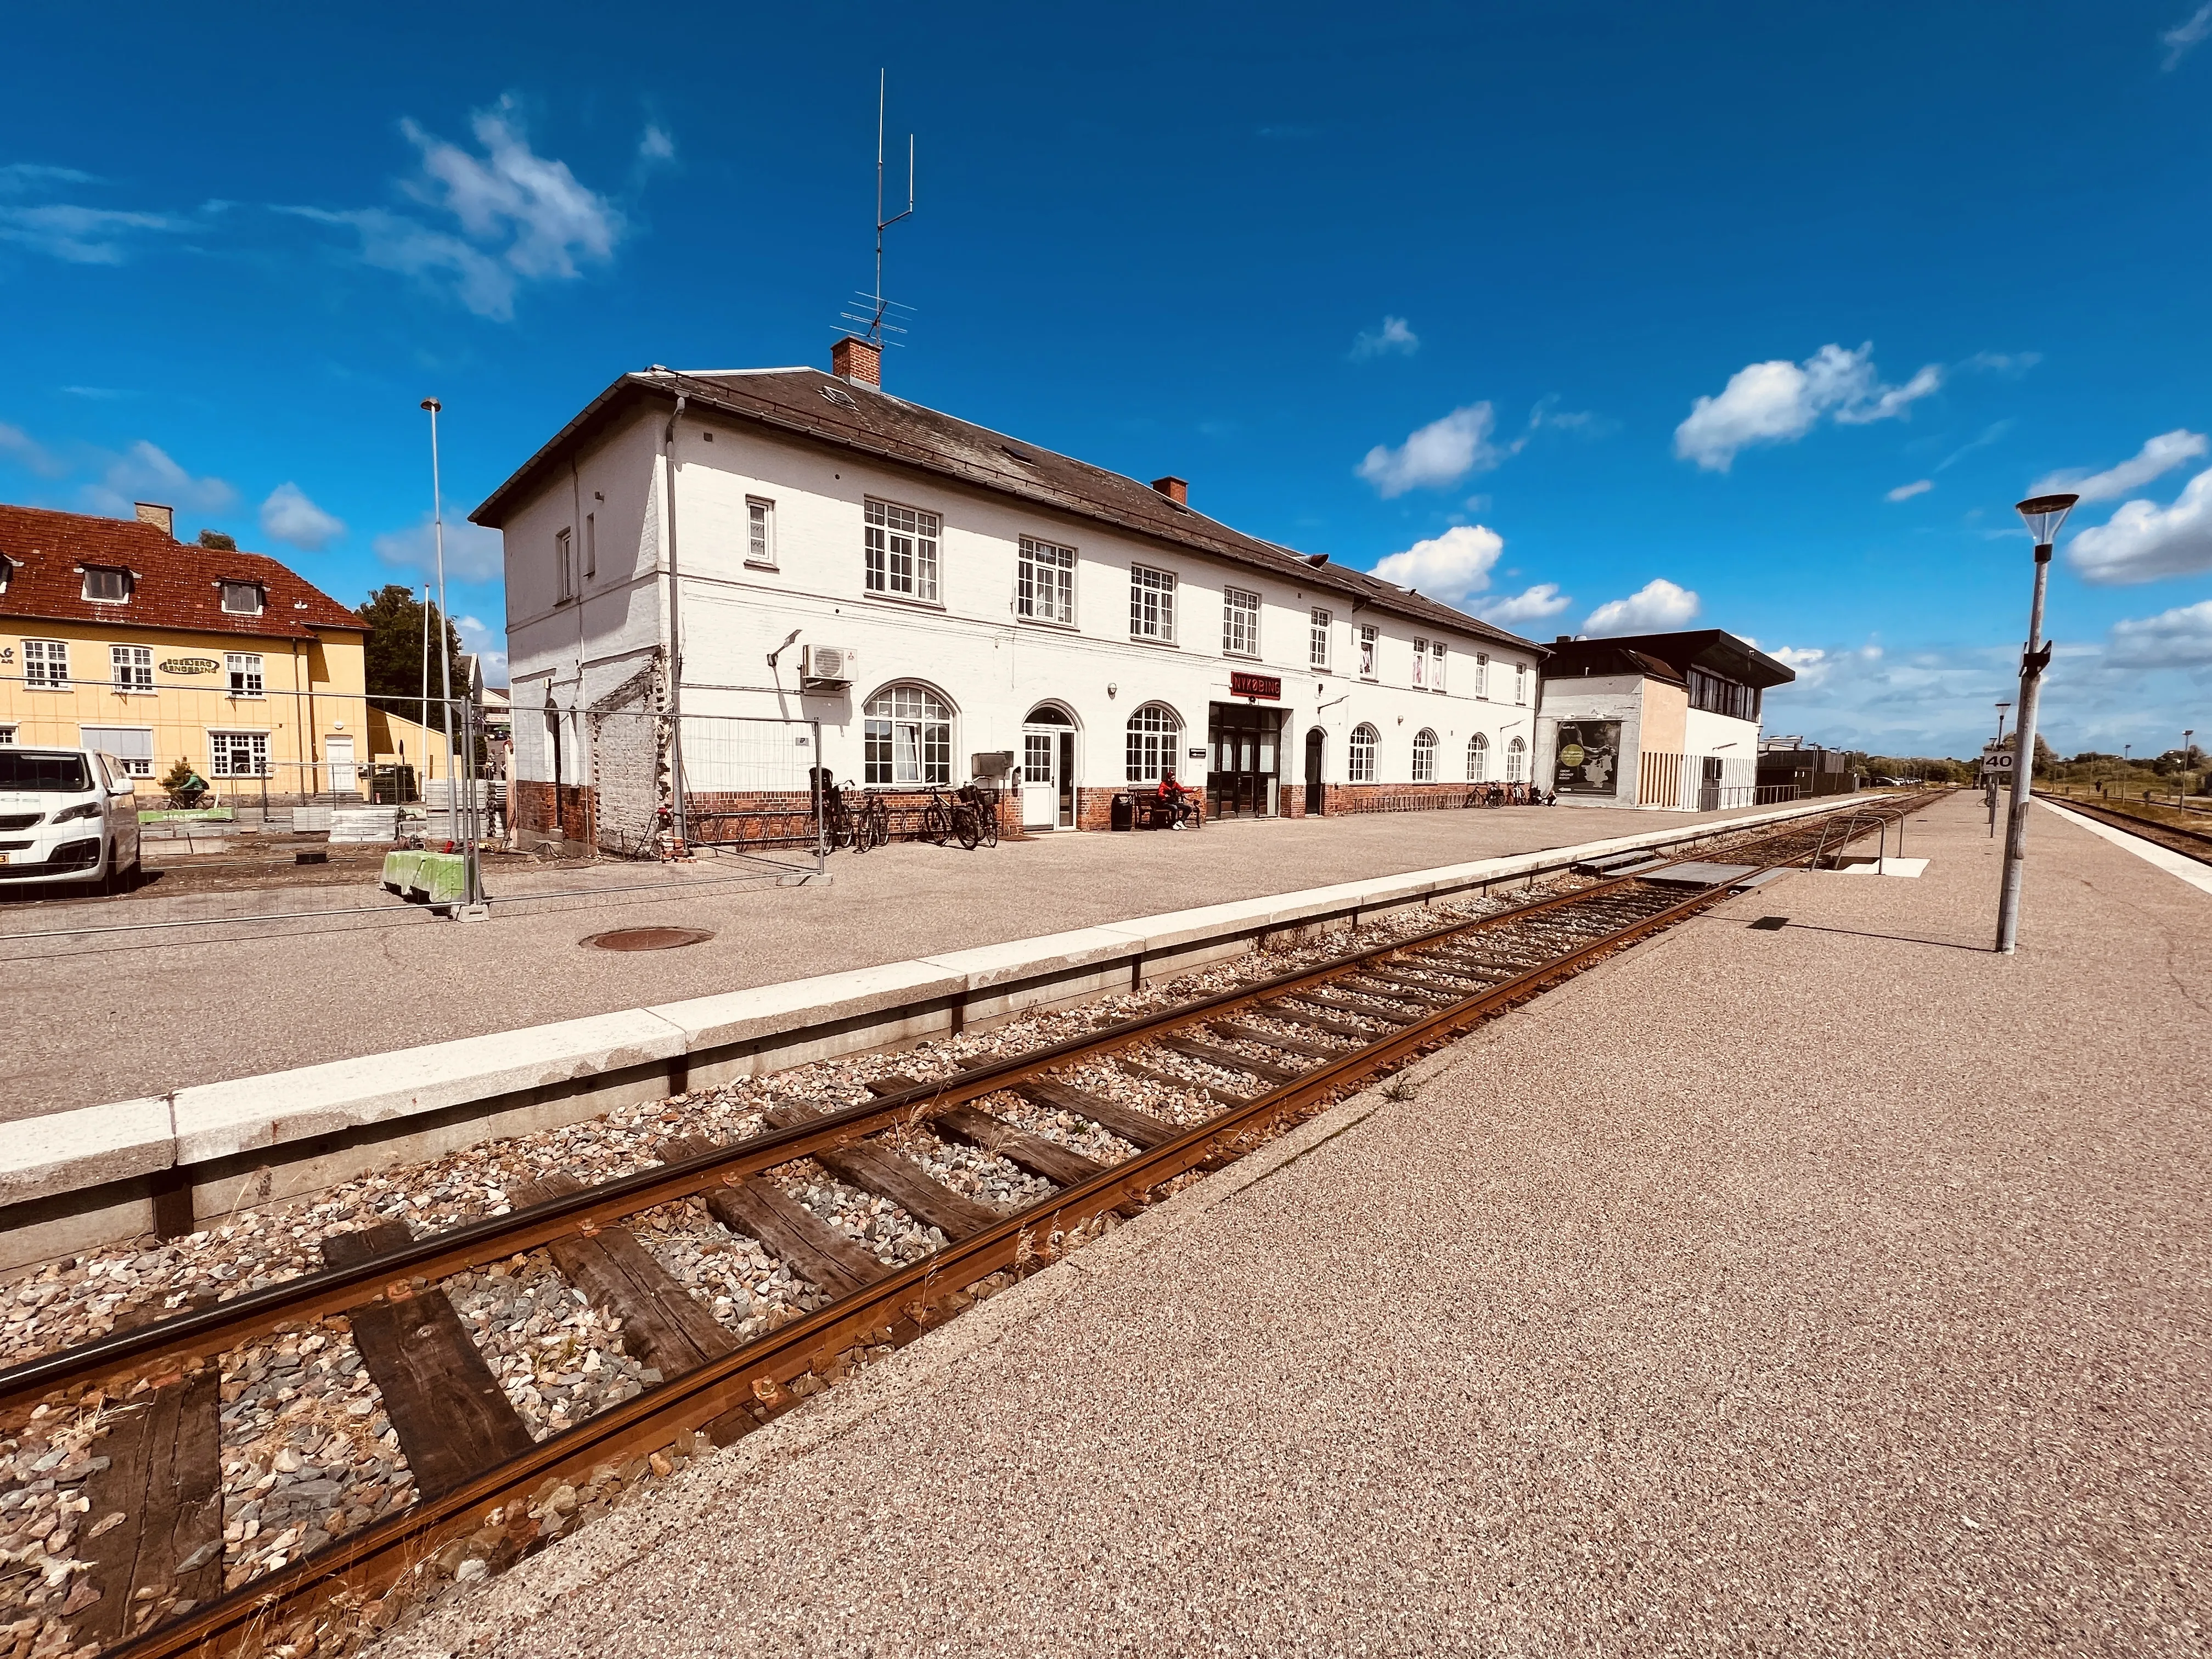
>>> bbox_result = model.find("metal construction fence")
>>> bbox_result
[587,708,828,878]
[1634,751,1787,812]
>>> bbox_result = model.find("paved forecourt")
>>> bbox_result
[385,791,2210,1658]
[2,796,1794,1124]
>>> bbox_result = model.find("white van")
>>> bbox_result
[0,746,144,891]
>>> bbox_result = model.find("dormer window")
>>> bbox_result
[221,580,265,615]
[83,565,132,603]
[0,555,13,594]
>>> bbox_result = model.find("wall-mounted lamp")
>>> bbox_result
[766,628,802,672]
[1107,682,1118,699]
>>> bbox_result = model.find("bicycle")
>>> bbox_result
[958,781,1000,848]
[857,790,890,850]
[920,785,985,851]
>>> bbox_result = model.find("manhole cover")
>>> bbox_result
[583,926,715,952]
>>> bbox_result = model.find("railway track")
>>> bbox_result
[2036,791,2212,866]
[0,793,1942,1659]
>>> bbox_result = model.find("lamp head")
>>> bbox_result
[2014,492,2079,547]
[420,397,442,414]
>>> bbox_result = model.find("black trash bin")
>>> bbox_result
[1109,792,1135,831]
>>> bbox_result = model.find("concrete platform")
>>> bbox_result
[390,791,2210,1658]
[0,796,1813,1124]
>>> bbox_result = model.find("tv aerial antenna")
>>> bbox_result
[838,70,916,350]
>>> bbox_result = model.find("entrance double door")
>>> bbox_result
[1207,704,1281,819]
[1021,713,1077,830]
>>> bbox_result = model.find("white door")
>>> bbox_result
[1021,729,1058,830]
[326,736,357,796]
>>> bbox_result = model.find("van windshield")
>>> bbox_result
[0,752,92,792]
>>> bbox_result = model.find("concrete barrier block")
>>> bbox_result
[0,1099,173,1207]
[170,1008,689,1165]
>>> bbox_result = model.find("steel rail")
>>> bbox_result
[2033,790,2212,862]
[104,847,1760,1659]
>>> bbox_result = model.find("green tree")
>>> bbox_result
[196,529,237,550]
[362,584,465,707]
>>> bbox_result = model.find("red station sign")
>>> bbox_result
[1229,671,1282,701]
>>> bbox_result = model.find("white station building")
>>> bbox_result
[477,339,1550,852]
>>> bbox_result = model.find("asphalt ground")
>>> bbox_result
[385,792,2211,1658]
[1,797,1789,1124]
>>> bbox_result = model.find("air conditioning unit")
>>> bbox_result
[800,644,857,686]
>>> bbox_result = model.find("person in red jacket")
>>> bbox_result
[1156,770,1200,829]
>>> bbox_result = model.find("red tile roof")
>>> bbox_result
[0,503,364,640]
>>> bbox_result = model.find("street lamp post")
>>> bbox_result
[420,397,480,912]
[1995,493,2078,955]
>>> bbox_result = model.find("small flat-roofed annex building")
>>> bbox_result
[1534,629,1796,810]
[474,342,1549,853]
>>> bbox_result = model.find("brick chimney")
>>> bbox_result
[134,502,175,537]
[831,335,881,388]
[1150,476,1188,506]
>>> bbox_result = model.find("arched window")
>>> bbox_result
[1505,735,1527,783]
[864,684,952,785]
[1466,732,1489,782]
[1348,722,1379,784]
[1411,729,1438,783]
[1125,704,1181,783]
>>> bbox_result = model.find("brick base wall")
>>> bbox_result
[1299,783,1513,816]
[514,780,595,848]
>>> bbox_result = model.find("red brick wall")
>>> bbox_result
[514,780,594,846]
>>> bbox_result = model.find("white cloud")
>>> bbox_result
[455,613,510,683]
[1673,342,1943,471]
[259,482,346,552]
[2162,2,2212,68]
[0,423,66,479]
[2033,429,2209,503]
[1887,479,1934,502]
[82,441,235,518]
[1478,583,1573,626]
[1769,645,1831,687]
[2068,466,2212,583]
[374,510,505,581]
[1350,316,1419,361]
[2108,599,2212,669]
[1583,578,1701,635]
[298,96,627,321]
[0,164,99,194]
[0,201,184,264]
[1357,404,1501,497]
[1370,524,1504,603]
[1961,350,2041,377]
[638,125,677,163]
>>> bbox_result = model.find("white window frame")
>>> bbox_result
[1515,662,1529,706]
[1223,586,1261,657]
[1130,565,1177,644]
[1429,640,1446,692]
[745,498,775,569]
[207,729,272,778]
[1474,652,1489,699]
[0,725,15,744]
[1357,625,1377,681]
[227,651,265,697]
[864,498,941,603]
[1506,735,1527,782]
[1309,608,1331,672]
[82,565,131,604]
[556,527,575,603]
[1412,728,1438,782]
[1412,638,1427,690]
[110,644,154,693]
[219,580,264,616]
[81,725,154,777]
[1124,703,1183,784]
[1466,732,1489,782]
[23,638,69,689]
[863,684,952,785]
[1348,722,1379,784]
[1016,535,1076,626]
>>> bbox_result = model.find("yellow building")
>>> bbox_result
[0,500,372,802]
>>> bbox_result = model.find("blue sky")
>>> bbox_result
[4,1,2211,756]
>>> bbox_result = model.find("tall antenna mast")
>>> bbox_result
[866,69,913,347]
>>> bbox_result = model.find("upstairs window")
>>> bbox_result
[1412,638,1428,689]
[1515,662,1529,705]
[23,639,68,689]
[1357,624,1377,680]
[583,511,598,577]
[110,645,153,692]
[1428,640,1446,691]
[555,527,575,602]
[1309,608,1331,672]
[865,499,940,602]
[746,499,775,569]
[1017,536,1075,625]
[1474,651,1489,699]
[227,652,265,696]
[1688,666,1759,720]
[220,580,264,615]
[1130,565,1177,643]
[82,565,131,603]
[1348,722,1379,784]
[1223,587,1261,656]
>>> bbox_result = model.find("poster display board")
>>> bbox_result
[1554,720,1623,795]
